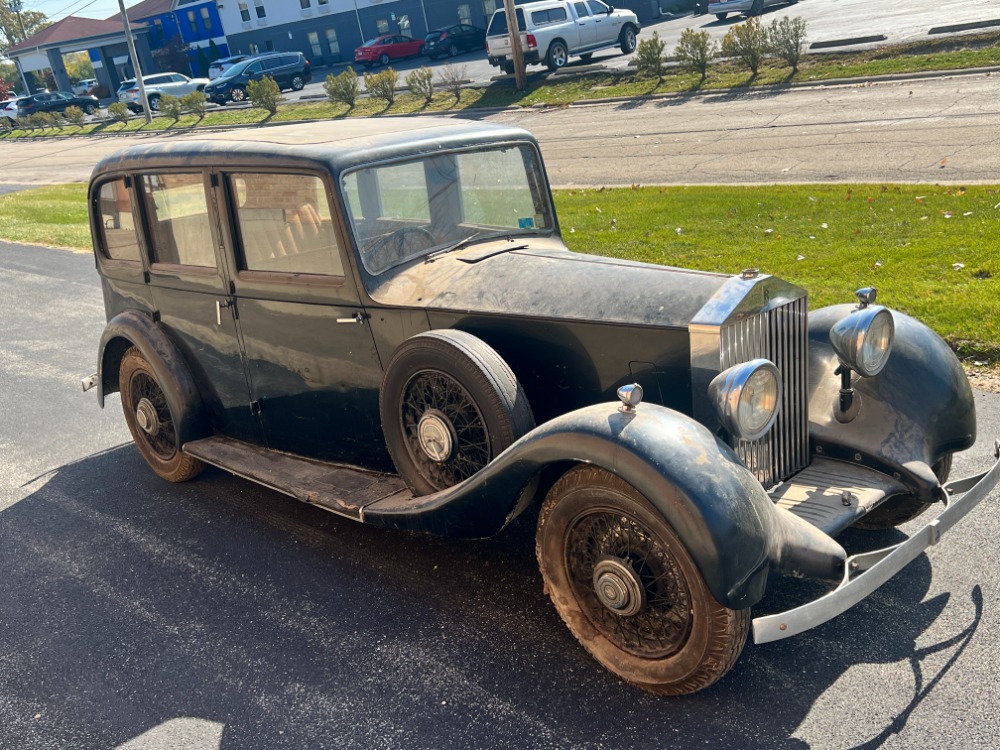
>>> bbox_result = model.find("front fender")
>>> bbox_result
[98,309,208,446]
[364,402,845,610]
[808,305,976,499]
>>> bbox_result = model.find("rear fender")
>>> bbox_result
[97,309,208,446]
[364,401,845,609]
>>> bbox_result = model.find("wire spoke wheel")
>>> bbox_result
[400,369,490,491]
[128,370,177,460]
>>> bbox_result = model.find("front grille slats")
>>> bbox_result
[720,297,809,487]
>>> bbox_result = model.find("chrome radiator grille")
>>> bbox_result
[720,296,809,487]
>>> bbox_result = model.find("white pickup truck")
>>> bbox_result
[486,0,640,73]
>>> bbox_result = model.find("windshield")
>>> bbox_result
[342,144,554,275]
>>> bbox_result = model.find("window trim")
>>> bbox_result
[92,175,144,267]
[137,170,222,271]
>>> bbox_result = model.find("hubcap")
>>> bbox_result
[417,410,454,462]
[593,557,646,617]
[135,397,160,435]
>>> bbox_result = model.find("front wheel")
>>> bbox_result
[119,347,204,483]
[546,41,569,72]
[83,103,96,115]
[448,43,459,57]
[230,87,247,103]
[537,466,749,695]
[619,25,638,55]
[290,75,305,91]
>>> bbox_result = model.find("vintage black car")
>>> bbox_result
[83,119,999,695]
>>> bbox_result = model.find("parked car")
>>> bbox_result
[118,72,210,112]
[15,91,100,116]
[708,0,797,21]
[83,118,999,696]
[353,34,425,68]
[423,24,487,59]
[203,52,311,104]
[72,78,98,96]
[208,54,249,80]
[486,0,640,73]
[1,98,20,123]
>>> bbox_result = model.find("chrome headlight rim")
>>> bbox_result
[830,306,895,377]
[708,358,783,442]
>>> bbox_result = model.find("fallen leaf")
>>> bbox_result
[875,261,884,268]
[595,207,602,213]
[964,211,973,216]
[796,254,805,261]
[764,228,774,234]
[821,223,829,229]
[952,262,965,271]
[675,227,683,234]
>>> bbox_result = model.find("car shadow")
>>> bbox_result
[0,445,983,749]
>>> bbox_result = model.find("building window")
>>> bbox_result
[187,10,198,34]
[200,8,212,32]
[481,0,496,25]
[325,28,339,55]
[239,1,250,22]
[458,4,471,24]
[308,31,321,58]
[265,39,274,51]
[300,0,311,8]
[398,14,410,35]
[152,18,164,44]
[254,1,267,20]
[376,18,389,34]
[319,0,329,5]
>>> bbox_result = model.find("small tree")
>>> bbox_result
[674,28,717,82]
[437,64,466,104]
[722,17,767,76]
[767,16,808,73]
[159,94,182,122]
[634,31,666,82]
[0,78,12,100]
[246,76,282,115]
[63,105,86,127]
[406,66,435,105]
[324,68,359,108]
[108,101,131,124]
[364,68,397,106]
[181,91,207,118]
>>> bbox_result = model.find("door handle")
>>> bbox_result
[336,313,365,325]
[216,299,233,326]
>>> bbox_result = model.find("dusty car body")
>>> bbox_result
[84,118,999,695]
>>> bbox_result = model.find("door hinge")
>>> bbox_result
[249,400,262,415]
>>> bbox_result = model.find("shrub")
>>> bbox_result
[324,68,359,108]
[722,17,767,76]
[634,31,666,81]
[27,112,56,130]
[437,64,466,103]
[180,91,207,118]
[767,16,808,73]
[63,106,87,127]
[674,28,717,81]
[364,67,397,106]
[405,66,435,105]
[108,101,131,124]
[246,76,282,115]
[159,94,182,121]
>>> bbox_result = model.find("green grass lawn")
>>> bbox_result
[2,182,997,358]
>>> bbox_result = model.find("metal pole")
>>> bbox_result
[501,0,526,90]
[10,0,27,41]
[117,0,152,124]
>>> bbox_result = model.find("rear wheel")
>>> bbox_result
[546,41,569,71]
[501,61,515,75]
[537,466,749,695]
[854,455,952,530]
[749,0,764,15]
[119,347,204,483]
[448,43,460,57]
[290,75,305,91]
[147,95,160,111]
[716,13,728,20]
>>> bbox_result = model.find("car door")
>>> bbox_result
[217,170,385,465]
[572,3,598,47]
[588,0,619,43]
[137,170,262,443]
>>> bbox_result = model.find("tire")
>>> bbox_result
[291,75,305,91]
[148,95,161,111]
[501,62,515,75]
[230,87,247,103]
[716,13,728,20]
[619,25,637,55]
[448,43,459,57]
[379,53,390,66]
[537,466,749,695]
[749,0,764,15]
[580,52,594,62]
[83,103,96,115]
[380,330,534,496]
[119,347,204,483]
[546,40,569,72]
[853,455,952,530]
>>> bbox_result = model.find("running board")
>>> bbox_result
[183,436,410,520]
[769,458,909,535]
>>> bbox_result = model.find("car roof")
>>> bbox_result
[92,119,538,182]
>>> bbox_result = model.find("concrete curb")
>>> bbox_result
[810,35,887,50]
[929,18,1000,35]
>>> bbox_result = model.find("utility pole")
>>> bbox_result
[9,0,27,40]
[117,0,152,124]
[501,0,526,91]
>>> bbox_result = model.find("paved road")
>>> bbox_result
[2,239,999,749]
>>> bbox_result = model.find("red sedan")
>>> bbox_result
[354,34,425,68]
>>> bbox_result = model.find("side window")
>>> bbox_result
[230,173,344,276]
[96,178,142,262]
[246,61,263,75]
[587,0,609,14]
[141,173,217,268]
[574,2,591,17]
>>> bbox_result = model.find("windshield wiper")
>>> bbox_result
[423,232,488,263]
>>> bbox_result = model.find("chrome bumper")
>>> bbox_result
[753,445,1000,644]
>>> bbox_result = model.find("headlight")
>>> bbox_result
[830,306,894,377]
[708,359,782,441]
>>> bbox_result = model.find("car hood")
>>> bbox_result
[366,238,733,329]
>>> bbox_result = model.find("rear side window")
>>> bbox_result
[229,173,344,276]
[96,178,141,262]
[141,173,217,268]
[486,9,526,35]
[531,8,567,25]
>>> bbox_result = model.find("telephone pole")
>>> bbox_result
[117,0,152,124]
[501,0,527,91]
